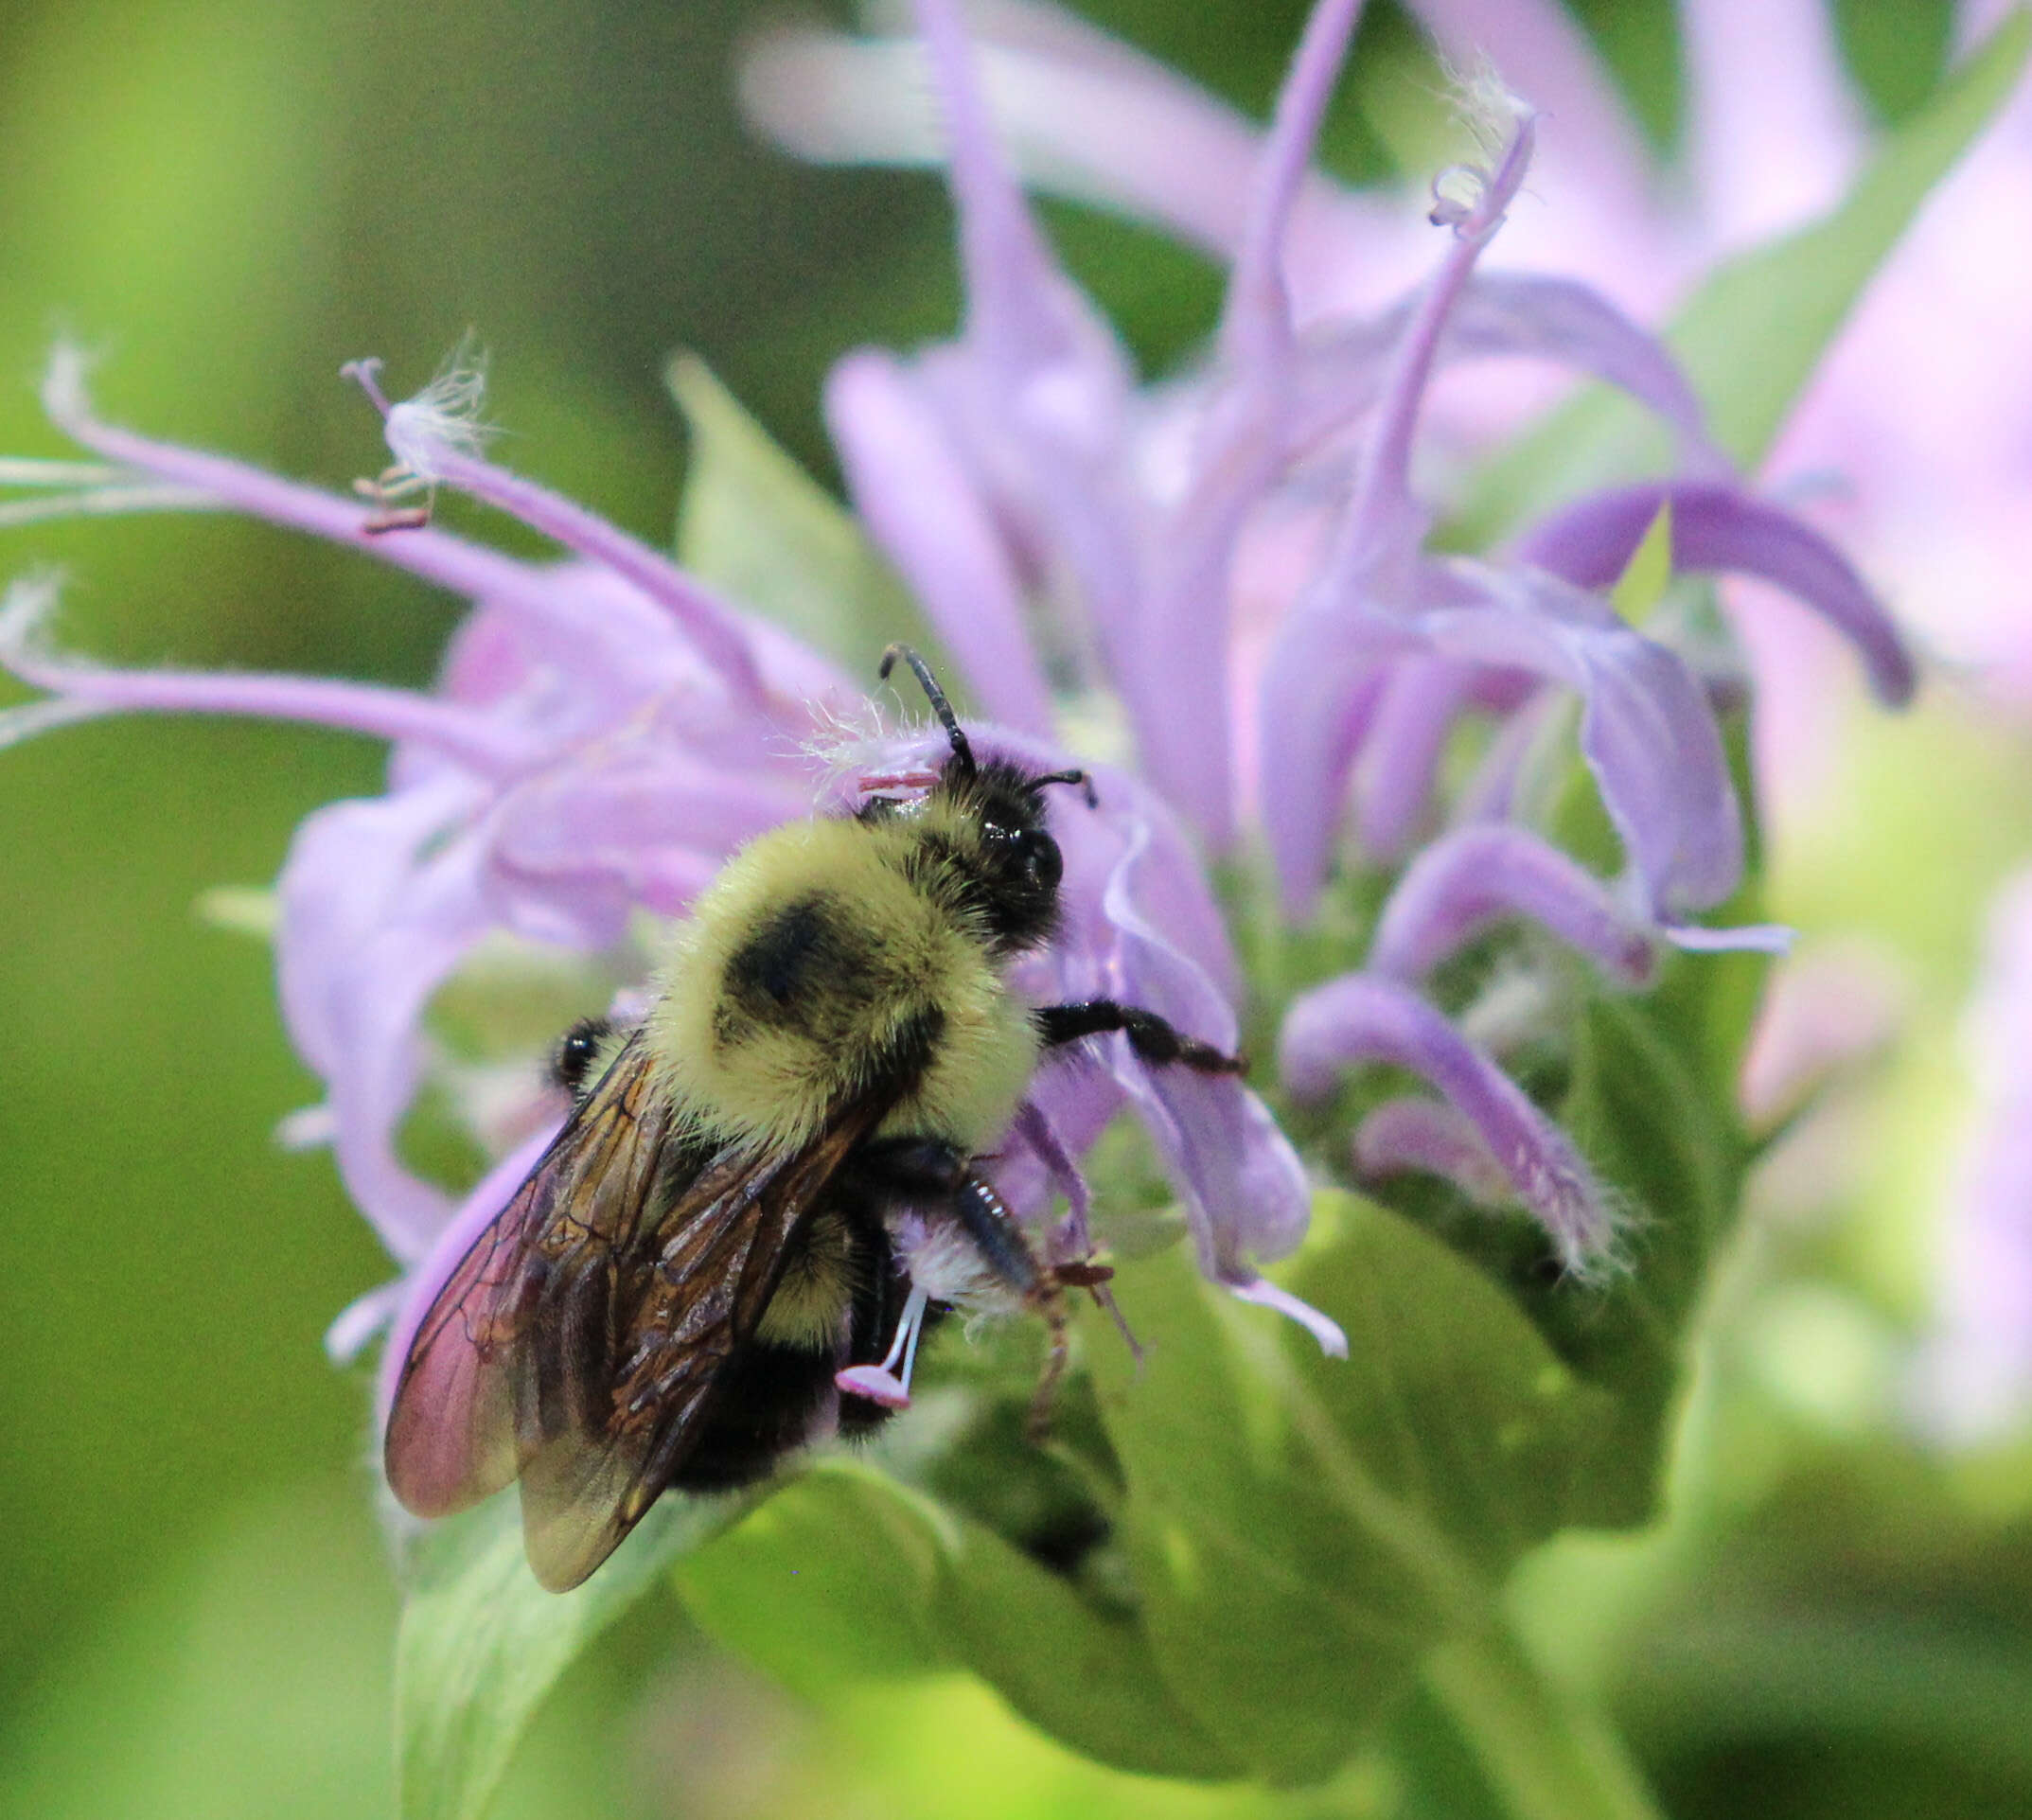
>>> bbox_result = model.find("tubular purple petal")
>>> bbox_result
[345,362,768,706]
[37,351,658,656]
[1513,481,1917,705]
[1226,1276,1349,1358]
[0,694,117,750]
[823,351,1055,733]
[1352,1095,1515,1207]
[1259,109,1539,912]
[1290,274,1728,467]
[1416,561,1744,915]
[1218,0,1367,371]
[880,10,1179,824]
[1263,554,1744,924]
[1260,641,1393,918]
[1452,687,1559,825]
[1128,418,1254,846]
[0,584,534,772]
[1087,772,1310,1275]
[1353,657,1469,864]
[1323,110,1536,594]
[1280,971,1617,1270]
[1369,824,1658,986]
[910,0,1076,370]
[1128,0,1368,853]
[403,441,768,706]
[276,788,491,1261]
[739,5,1361,266]
[326,1276,409,1368]
[1439,275,1723,464]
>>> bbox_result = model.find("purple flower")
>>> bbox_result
[1,343,1315,1379]
[2,0,1923,1409]
[751,0,2026,719]
[757,0,1912,1263]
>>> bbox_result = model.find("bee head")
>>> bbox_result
[878,645,1096,954]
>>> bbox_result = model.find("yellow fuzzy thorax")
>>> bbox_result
[645,813,1041,1155]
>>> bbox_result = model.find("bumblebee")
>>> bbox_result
[383,646,1242,1590]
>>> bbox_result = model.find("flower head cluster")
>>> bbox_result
[764,0,1911,1268]
[1,344,1309,1384]
[0,0,1916,1419]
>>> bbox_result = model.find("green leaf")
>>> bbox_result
[1833,0,1956,124]
[1420,1626,1667,1820]
[672,1461,953,1698]
[394,1488,751,1820]
[1088,1205,1614,1785]
[933,1505,1240,1779]
[1282,1198,1621,1581]
[1457,9,2032,540]
[1543,989,1749,1528]
[667,353,946,674]
[675,1457,1235,1779]
[1562,0,1684,153]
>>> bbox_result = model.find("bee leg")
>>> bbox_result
[849,1139,1042,1296]
[940,1169,1072,1441]
[1034,1000,1248,1074]
[1026,1272,1072,1444]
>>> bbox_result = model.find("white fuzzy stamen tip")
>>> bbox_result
[382,351,494,483]
[1444,54,1533,156]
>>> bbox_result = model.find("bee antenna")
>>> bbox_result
[879,644,975,777]
[1029,768,1099,809]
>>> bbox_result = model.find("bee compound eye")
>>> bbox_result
[1020,829,1063,891]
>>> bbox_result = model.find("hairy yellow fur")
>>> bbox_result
[646,815,1040,1155]
[753,1210,857,1347]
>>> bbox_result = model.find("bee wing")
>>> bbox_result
[383,1035,676,1522]
[513,1107,882,1592]
[384,1034,891,1593]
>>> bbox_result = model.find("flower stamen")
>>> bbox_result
[837,1281,932,1408]
[351,464,436,535]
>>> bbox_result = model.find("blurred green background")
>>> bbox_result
[3,2,2029,1817]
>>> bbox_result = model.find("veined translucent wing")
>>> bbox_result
[383,1035,887,1590]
